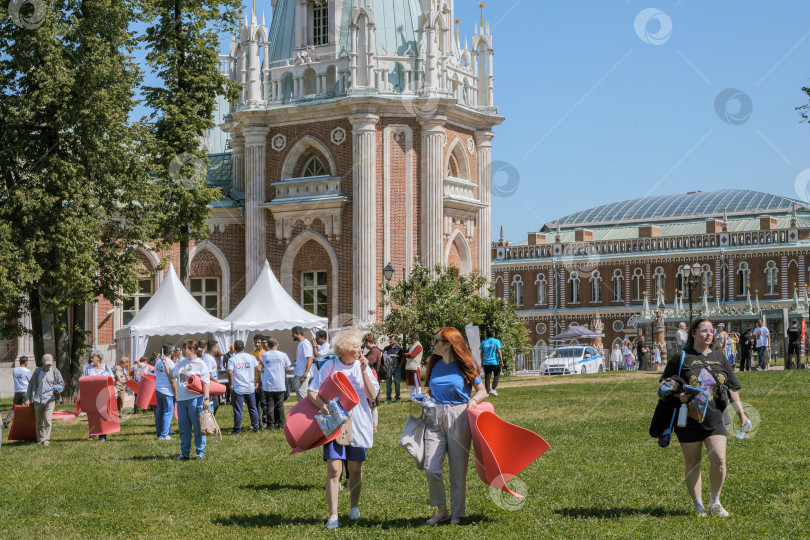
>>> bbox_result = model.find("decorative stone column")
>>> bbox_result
[350,113,379,324]
[420,117,446,269]
[243,124,270,287]
[231,135,245,191]
[475,130,494,293]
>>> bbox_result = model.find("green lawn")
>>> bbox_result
[1,371,808,539]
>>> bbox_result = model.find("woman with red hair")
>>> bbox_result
[423,327,488,526]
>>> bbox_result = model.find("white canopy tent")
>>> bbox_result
[218,260,328,349]
[115,263,231,361]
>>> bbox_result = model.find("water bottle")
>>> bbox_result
[677,403,688,427]
[737,419,752,439]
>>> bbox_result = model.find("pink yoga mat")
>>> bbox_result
[185,374,226,396]
[135,374,157,409]
[284,371,360,454]
[467,402,550,498]
[52,410,76,420]
[125,379,139,393]
[7,404,36,441]
[78,376,121,437]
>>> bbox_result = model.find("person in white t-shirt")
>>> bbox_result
[675,322,688,350]
[169,340,210,460]
[154,344,177,440]
[260,338,291,429]
[753,319,771,370]
[292,326,315,402]
[83,350,115,441]
[3,356,32,429]
[202,341,220,414]
[308,329,379,530]
[313,329,331,356]
[228,340,261,434]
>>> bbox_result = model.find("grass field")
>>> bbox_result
[1,370,808,539]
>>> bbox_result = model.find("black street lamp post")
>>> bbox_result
[680,262,703,326]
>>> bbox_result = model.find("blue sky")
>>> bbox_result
[137,1,810,240]
[446,1,810,239]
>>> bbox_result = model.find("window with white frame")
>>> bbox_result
[302,156,327,177]
[737,262,750,296]
[535,273,547,305]
[311,2,329,46]
[612,269,624,302]
[122,279,153,325]
[765,260,778,295]
[302,270,328,317]
[590,270,602,302]
[653,267,666,297]
[702,264,713,298]
[568,273,580,304]
[511,275,524,306]
[632,268,644,300]
[191,277,220,317]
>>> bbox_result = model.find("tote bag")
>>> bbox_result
[398,413,426,469]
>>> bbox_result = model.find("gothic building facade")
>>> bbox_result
[2,0,501,384]
[491,190,810,354]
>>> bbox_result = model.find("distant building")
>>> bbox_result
[491,189,810,353]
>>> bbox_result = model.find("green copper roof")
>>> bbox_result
[338,0,421,57]
[544,190,807,230]
[267,0,296,64]
[207,153,232,197]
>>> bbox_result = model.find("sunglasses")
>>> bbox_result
[697,328,713,334]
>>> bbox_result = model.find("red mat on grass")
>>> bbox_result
[284,371,360,454]
[467,402,550,498]
[7,404,36,441]
[78,376,120,437]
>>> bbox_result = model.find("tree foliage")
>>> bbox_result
[141,0,241,283]
[373,264,530,372]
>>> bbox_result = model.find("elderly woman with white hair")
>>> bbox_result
[308,329,379,530]
[84,350,114,441]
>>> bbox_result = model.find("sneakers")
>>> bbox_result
[158,435,172,441]
[708,503,729,517]
[695,506,707,517]
[177,455,190,461]
[349,507,360,521]
[196,454,204,460]
[325,515,339,530]
[490,389,499,396]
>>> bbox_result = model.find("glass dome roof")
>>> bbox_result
[544,190,806,229]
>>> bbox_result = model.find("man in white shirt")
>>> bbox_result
[154,344,177,440]
[754,319,771,370]
[292,326,315,402]
[228,340,261,434]
[313,329,331,356]
[675,322,688,350]
[3,356,32,429]
[260,338,292,429]
[202,341,220,414]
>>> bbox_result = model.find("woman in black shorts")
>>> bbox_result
[660,317,750,517]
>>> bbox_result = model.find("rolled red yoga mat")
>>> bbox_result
[467,402,550,498]
[78,375,121,437]
[284,370,360,454]
[185,374,226,396]
[135,374,157,409]
[7,404,36,441]
[125,379,139,393]
[52,410,76,420]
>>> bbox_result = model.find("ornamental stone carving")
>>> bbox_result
[330,127,347,145]
[271,133,287,152]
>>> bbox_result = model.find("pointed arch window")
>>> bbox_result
[590,270,602,303]
[511,275,524,306]
[631,268,644,300]
[302,156,327,177]
[535,273,547,305]
[737,262,750,296]
[568,273,580,304]
[612,269,624,302]
[653,267,666,297]
[765,260,778,295]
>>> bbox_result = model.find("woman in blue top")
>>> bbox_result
[423,327,488,526]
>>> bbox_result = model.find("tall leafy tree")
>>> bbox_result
[374,264,530,372]
[141,0,241,285]
[0,0,161,396]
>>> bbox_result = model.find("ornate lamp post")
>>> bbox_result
[680,262,703,326]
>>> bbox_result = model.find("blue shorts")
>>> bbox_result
[322,441,367,462]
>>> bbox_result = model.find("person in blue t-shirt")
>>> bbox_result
[479,328,504,396]
[423,327,487,527]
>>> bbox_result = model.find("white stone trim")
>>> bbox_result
[444,229,472,275]
[189,241,232,317]
[281,229,340,323]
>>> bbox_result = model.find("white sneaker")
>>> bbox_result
[325,515,339,530]
[708,503,729,517]
[349,507,360,521]
[158,436,172,440]
[490,389,499,396]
